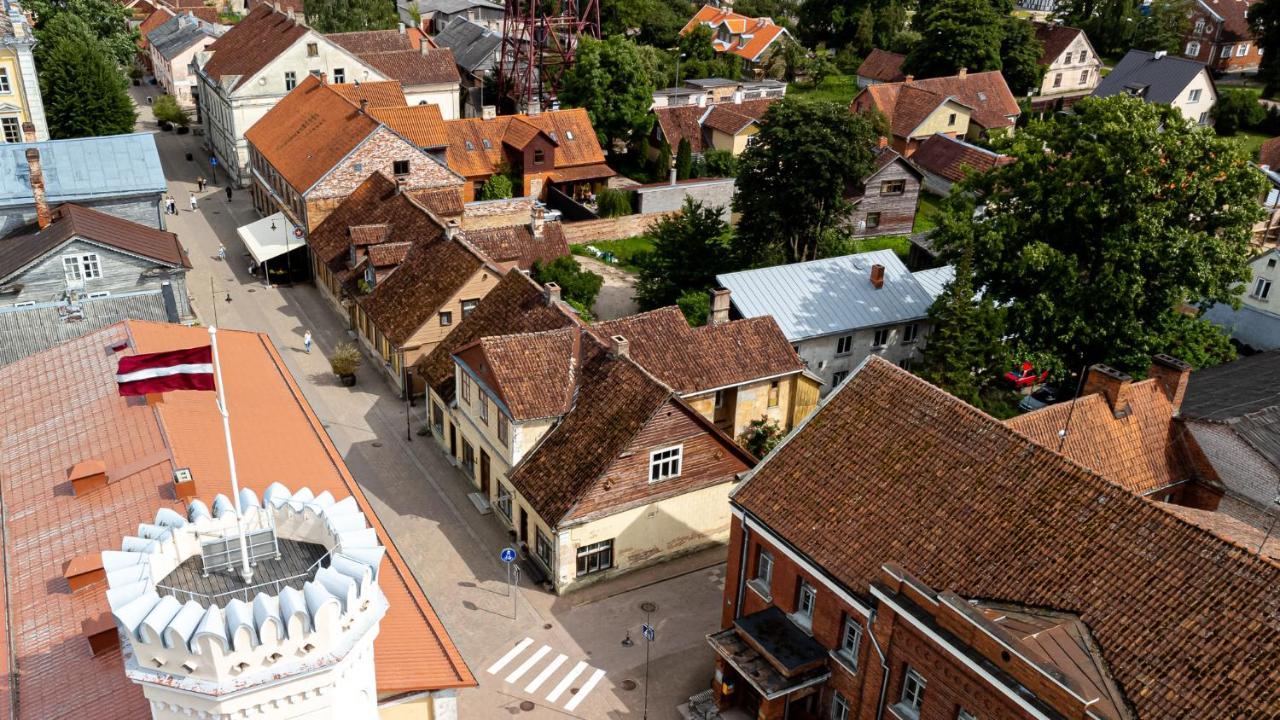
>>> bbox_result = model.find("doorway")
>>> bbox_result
[519,507,529,545]
[480,450,491,497]
[449,423,457,458]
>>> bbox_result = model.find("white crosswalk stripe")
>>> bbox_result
[505,644,551,684]
[563,668,606,712]
[487,638,609,714]
[546,660,588,704]
[486,637,533,675]
[525,653,567,694]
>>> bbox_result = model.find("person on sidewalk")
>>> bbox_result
[303,330,312,354]
[189,194,198,212]
[225,186,233,201]
[218,244,226,262]
[196,177,206,192]
[164,195,174,215]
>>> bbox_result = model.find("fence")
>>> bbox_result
[560,212,676,245]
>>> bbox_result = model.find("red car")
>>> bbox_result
[1004,362,1048,389]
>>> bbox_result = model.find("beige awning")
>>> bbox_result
[236,212,302,265]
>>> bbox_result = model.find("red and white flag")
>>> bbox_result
[116,345,216,396]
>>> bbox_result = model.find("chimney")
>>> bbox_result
[318,71,327,84]
[82,612,120,656]
[1149,354,1192,413]
[27,148,48,230]
[272,0,281,11]
[1154,50,1167,60]
[444,218,460,239]
[669,167,678,186]
[904,75,914,83]
[709,288,731,325]
[543,281,561,306]
[360,98,369,114]
[530,203,545,238]
[399,21,406,34]
[20,121,34,142]
[877,135,888,150]
[63,554,106,592]
[870,264,885,289]
[68,459,108,496]
[610,334,629,358]
[482,105,497,120]
[286,7,294,20]
[957,67,967,79]
[1083,364,1133,419]
[160,281,180,322]
[420,39,429,56]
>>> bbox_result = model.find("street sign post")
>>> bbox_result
[501,548,519,618]
[500,547,517,563]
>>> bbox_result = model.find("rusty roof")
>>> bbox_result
[653,105,705,152]
[372,104,449,147]
[357,233,488,346]
[734,356,1280,718]
[137,6,175,48]
[855,48,907,82]
[200,5,309,91]
[908,133,1014,183]
[1260,136,1280,170]
[325,27,426,54]
[464,222,569,270]
[0,321,474,720]
[0,203,190,281]
[855,71,1020,133]
[456,327,581,420]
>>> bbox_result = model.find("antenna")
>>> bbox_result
[1056,366,1089,454]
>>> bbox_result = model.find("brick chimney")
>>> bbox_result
[543,281,561,306]
[877,135,888,149]
[708,288,731,325]
[610,334,629,358]
[20,121,34,142]
[26,148,49,230]
[530,203,545,238]
[870,264,885,289]
[420,39,429,56]
[359,98,369,113]
[904,75,914,83]
[957,67,967,79]
[1083,364,1133,419]
[1149,354,1192,413]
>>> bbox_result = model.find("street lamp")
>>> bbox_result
[675,52,687,88]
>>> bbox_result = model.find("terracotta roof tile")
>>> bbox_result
[442,108,609,178]
[371,104,449,147]
[357,232,485,346]
[1203,0,1257,40]
[358,48,460,86]
[331,81,408,108]
[734,357,1280,718]
[412,186,465,217]
[350,223,391,246]
[856,48,907,83]
[457,326,581,420]
[306,173,401,269]
[653,106,705,152]
[682,5,789,61]
[0,203,189,280]
[1033,22,1085,65]
[464,222,569,270]
[909,133,1014,183]
[200,6,309,91]
[1260,136,1280,170]
[368,240,411,266]
[854,71,1020,133]
[0,322,474,720]
[138,6,175,48]
[326,28,414,54]
[701,105,756,135]
[1159,502,1280,562]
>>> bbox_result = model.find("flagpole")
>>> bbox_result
[209,325,253,584]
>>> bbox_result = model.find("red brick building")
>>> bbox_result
[1183,0,1261,74]
[705,356,1279,720]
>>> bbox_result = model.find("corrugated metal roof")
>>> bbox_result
[433,17,501,72]
[0,291,170,365]
[912,265,954,297]
[0,133,167,206]
[717,250,949,340]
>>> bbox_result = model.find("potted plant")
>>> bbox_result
[129,66,142,86]
[330,342,361,386]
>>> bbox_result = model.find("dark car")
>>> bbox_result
[1018,385,1059,413]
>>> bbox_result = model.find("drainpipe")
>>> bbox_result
[733,513,750,621]
[867,607,891,720]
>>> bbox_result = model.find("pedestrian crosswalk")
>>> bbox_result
[487,637,608,714]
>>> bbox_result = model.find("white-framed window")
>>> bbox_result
[1199,111,1210,124]
[1222,44,1234,58]
[62,253,101,282]
[535,528,553,569]
[1254,277,1272,299]
[576,539,613,576]
[1079,51,1088,62]
[835,335,853,355]
[332,67,345,83]
[1188,88,1202,103]
[496,483,512,520]
[459,369,472,404]
[479,392,489,423]
[958,710,978,720]
[831,692,851,720]
[1053,72,1063,88]
[1195,18,1206,33]
[1,117,19,143]
[0,68,10,93]
[794,580,817,629]
[832,370,849,386]
[285,71,297,90]
[649,445,682,482]
[838,615,862,669]
[898,667,927,717]
[498,412,509,445]
[1064,51,1072,64]
[1185,41,1201,57]
[751,547,773,596]
[1238,42,1251,56]
[1079,69,1090,84]
[873,328,890,347]
[902,323,919,344]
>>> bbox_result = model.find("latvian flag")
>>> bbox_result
[116,345,216,396]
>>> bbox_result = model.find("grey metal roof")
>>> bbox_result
[1203,301,1280,355]
[911,265,954,297]
[147,13,224,61]
[1182,342,1280,421]
[1092,50,1210,106]
[716,250,949,341]
[0,291,171,366]
[415,0,503,14]
[433,17,501,72]
[0,133,166,207]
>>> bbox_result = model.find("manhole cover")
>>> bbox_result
[639,601,658,613]
[246,289,255,293]
[620,679,637,691]
[372,441,383,448]
[570,687,579,695]
[543,623,552,630]
[519,701,535,711]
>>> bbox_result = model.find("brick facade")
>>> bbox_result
[1184,1,1261,74]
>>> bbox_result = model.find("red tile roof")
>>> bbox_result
[372,104,449,147]
[856,48,907,83]
[138,6,175,48]
[1200,0,1257,41]
[358,48,460,86]
[1260,136,1280,170]
[464,222,569,270]
[456,327,581,420]
[734,357,1280,718]
[653,99,776,152]
[199,5,309,91]
[908,133,1014,183]
[443,108,609,179]
[357,232,488,347]
[1033,22,1086,65]
[0,203,190,281]
[681,5,789,62]
[853,71,1021,134]
[325,27,428,54]
[331,80,408,108]
[0,321,474,719]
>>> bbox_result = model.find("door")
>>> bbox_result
[449,423,457,458]
[519,507,528,545]
[480,450,491,496]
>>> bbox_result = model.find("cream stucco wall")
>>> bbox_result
[402,267,502,359]
[1169,69,1217,125]
[1242,250,1280,313]
[907,101,972,139]
[707,124,759,156]
[404,85,461,120]
[684,375,795,440]
[1038,33,1101,98]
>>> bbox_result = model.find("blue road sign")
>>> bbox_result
[500,547,518,563]
[642,624,655,642]
[210,156,218,167]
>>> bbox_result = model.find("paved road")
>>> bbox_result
[134,89,720,719]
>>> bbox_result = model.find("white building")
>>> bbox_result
[1092,49,1218,125]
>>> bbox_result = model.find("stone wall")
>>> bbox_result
[560,212,675,245]
[633,178,735,220]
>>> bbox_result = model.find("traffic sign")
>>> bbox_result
[210,156,218,167]
[500,547,517,563]
[641,624,655,642]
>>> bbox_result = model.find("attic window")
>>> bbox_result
[533,148,545,165]
[393,160,410,175]
[977,91,987,101]
[306,42,318,57]
[465,140,475,150]
[548,131,558,142]
[482,138,492,149]
[565,130,574,140]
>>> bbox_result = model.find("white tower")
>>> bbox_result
[103,483,389,720]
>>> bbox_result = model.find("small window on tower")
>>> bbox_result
[393,160,410,175]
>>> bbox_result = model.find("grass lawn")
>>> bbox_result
[850,234,911,259]
[787,73,861,106]
[914,191,944,233]
[1232,130,1270,157]
[571,235,655,272]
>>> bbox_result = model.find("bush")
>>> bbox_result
[738,415,784,458]
[699,149,737,178]
[676,289,709,326]
[1212,88,1266,136]
[153,95,190,127]
[478,173,513,200]
[596,187,633,217]
[329,342,362,376]
[532,256,604,311]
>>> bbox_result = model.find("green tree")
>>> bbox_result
[561,36,655,155]
[904,0,1005,79]
[738,416,785,457]
[532,256,604,311]
[1212,88,1266,135]
[700,149,737,177]
[40,30,136,138]
[600,0,692,48]
[596,188,633,217]
[676,289,710,325]
[652,141,672,179]
[478,173,513,200]
[306,0,398,32]
[675,137,693,180]
[636,198,736,309]
[152,94,191,126]
[734,98,880,264]
[999,17,1046,95]
[1252,0,1280,94]
[932,96,1263,374]
[1131,0,1191,54]
[31,0,135,67]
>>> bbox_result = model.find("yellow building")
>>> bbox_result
[0,0,48,142]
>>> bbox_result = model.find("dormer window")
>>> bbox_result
[482,138,491,149]
[464,140,475,150]
[565,130,574,140]
[364,264,375,288]
[533,148,545,165]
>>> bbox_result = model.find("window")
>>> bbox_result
[873,328,890,347]
[1189,88,1202,103]
[957,711,978,720]
[947,112,957,126]
[0,68,9,93]
[898,667,927,717]
[432,401,444,433]
[460,370,472,404]
[1270,258,1278,268]
[535,529,553,569]
[1199,111,1209,124]
[479,393,489,423]
[576,539,613,576]
[1222,44,1234,58]
[902,323,919,344]
[285,71,297,90]
[1254,277,1272,299]
[439,310,453,326]
[1239,42,1251,56]
[462,440,475,475]
[838,616,861,669]
[1080,51,1088,62]
[1064,51,1073,63]
[496,483,512,520]
[461,298,479,317]
[831,692,851,720]
[62,253,101,282]
[566,130,574,140]
[1,117,19,143]
[880,179,906,196]
[794,580,817,629]
[832,370,849,386]
[498,412,509,445]
[1079,69,1090,84]
[1195,18,1206,33]
[533,148,545,165]
[865,212,881,228]
[836,335,853,355]
[768,380,780,408]
[1053,72,1063,88]
[649,445,682,481]
[87,290,111,299]
[714,389,725,408]
[332,67,345,83]
[393,160,410,175]
[306,42,318,56]
[1185,41,1201,57]
[750,547,773,597]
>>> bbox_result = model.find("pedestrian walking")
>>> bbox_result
[164,195,174,215]
[303,330,312,354]
[189,194,198,212]
[225,186,233,201]
[217,244,226,261]
[197,176,206,192]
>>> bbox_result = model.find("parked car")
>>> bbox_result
[1004,362,1049,389]
[1018,385,1059,413]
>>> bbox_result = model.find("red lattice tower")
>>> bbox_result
[498,0,600,113]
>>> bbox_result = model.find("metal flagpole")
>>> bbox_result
[209,325,253,583]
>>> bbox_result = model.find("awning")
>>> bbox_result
[236,212,303,265]
[707,608,831,701]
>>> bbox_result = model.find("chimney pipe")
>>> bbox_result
[420,39,429,56]
[877,135,888,150]
[610,334,629,358]
[444,218,460,239]
[904,75,914,83]
[870,264,885,289]
[543,281,561,306]
[669,167,677,186]
[1148,354,1192,413]
[1083,364,1133,419]
[957,67,967,79]
[530,204,545,238]
[360,98,369,113]
[708,288,731,325]
[399,21,406,34]
[26,148,48,230]
[20,121,34,142]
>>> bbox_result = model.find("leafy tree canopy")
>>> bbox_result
[40,28,136,138]
[1212,88,1266,136]
[478,173,513,200]
[931,95,1260,375]
[560,35,655,154]
[1253,0,1280,94]
[600,0,692,48]
[307,0,398,33]
[797,0,906,51]
[31,0,135,67]
[1055,0,1189,57]
[636,198,737,309]
[532,256,604,313]
[904,0,1043,93]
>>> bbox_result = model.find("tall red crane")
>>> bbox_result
[497,0,600,113]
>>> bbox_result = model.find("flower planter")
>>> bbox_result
[176,126,189,135]
[339,374,357,387]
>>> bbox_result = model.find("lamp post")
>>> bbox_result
[675,52,687,88]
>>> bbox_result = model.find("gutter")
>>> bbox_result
[866,608,890,720]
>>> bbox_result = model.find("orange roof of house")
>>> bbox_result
[331,80,408,108]
[138,6,175,48]
[681,5,788,61]
[0,321,474,719]
[442,108,609,179]
[372,104,449,147]
[853,71,1021,134]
